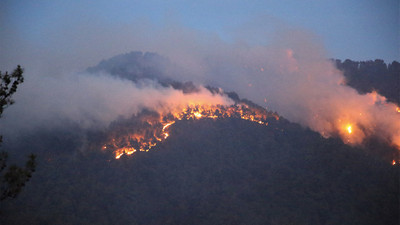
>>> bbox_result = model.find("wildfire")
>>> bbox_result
[162,122,175,139]
[162,122,174,130]
[346,125,352,134]
[115,147,136,159]
[396,107,400,113]
[102,104,279,159]
[392,160,396,165]
[334,119,366,145]
[194,112,202,119]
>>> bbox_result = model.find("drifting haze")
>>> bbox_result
[1,72,232,137]
[153,29,400,148]
[0,19,399,148]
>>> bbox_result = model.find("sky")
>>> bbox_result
[1,0,399,72]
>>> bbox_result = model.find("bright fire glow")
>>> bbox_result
[194,112,202,119]
[102,104,279,159]
[347,125,352,134]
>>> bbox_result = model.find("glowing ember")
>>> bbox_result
[347,125,352,134]
[392,160,396,165]
[102,104,279,159]
[194,112,202,119]
[396,107,400,113]
[115,147,136,159]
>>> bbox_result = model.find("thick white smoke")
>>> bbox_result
[150,29,400,148]
[0,19,398,148]
[0,72,233,137]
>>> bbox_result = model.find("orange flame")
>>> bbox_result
[335,120,365,145]
[346,125,352,134]
[102,104,279,159]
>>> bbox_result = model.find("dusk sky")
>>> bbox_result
[1,0,398,72]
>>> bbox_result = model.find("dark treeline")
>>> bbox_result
[335,59,400,104]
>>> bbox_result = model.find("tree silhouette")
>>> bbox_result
[0,65,36,201]
[335,59,400,104]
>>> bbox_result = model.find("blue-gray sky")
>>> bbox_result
[0,0,400,69]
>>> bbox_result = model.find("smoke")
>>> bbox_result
[154,29,400,148]
[0,16,399,149]
[0,72,233,137]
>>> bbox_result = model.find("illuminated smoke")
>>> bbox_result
[1,21,399,150]
[0,73,233,135]
[146,29,400,149]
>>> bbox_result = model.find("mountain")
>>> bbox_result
[87,51,170,81]
[88,52,400,105]
[1,52,398,225]
[2,116,398,225]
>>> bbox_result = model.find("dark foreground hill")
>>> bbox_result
[1,116,398,225]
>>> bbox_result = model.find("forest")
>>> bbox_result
[0,55,399,225]
[335,59,399,105]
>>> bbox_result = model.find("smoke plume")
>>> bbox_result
[0,19,399,149]
[0,73,232,137]
[118,28,399,148]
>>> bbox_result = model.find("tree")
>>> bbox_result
[0,65,36,201]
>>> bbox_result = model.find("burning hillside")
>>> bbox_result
[102,103,279,159]
[3,49,399,163]
[85,51,400,155]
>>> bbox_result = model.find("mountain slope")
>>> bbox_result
[2,117,398,225]
[1,53,399,224]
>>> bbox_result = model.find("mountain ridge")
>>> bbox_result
[1,52,398,225]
